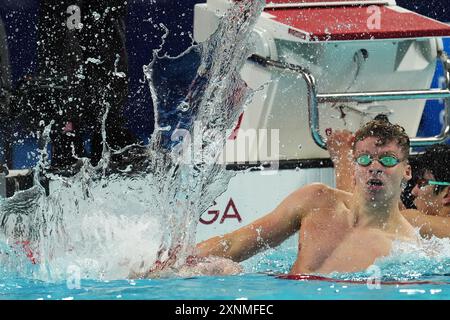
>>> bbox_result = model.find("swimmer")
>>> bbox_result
[326,124,450,237]
[408,144,450,217]
[195,119,421,274]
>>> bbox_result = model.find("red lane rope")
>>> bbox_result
[15,241,38,265]
[276,274,450,285]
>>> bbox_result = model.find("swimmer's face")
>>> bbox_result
[353,137,411,204]
[411,170,448,216]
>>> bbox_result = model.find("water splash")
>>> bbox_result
[240,229,450,282]
[0,0,265,281]
[141,0,265,274]
[327,231,450,282]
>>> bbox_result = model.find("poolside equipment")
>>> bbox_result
[194,0,450,240]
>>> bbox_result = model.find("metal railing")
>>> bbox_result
[249,53,450,149]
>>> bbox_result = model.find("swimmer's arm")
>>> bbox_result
[327,130,354,193]
[402,209,450,238]
[195,184,325,262]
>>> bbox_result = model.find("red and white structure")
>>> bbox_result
[195,0,450,241]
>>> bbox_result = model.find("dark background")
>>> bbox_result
[0,0,448,168]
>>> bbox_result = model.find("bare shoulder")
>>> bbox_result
[289,183,347,213]
[401,209,424,222]
[290,183,334,201]
[401,208,446,226]
[401,209,450,239]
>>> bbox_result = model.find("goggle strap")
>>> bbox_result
[428,180,450,186]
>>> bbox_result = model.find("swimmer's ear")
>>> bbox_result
[441,187,450,206]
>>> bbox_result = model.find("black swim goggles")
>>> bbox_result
[355,154,401,168]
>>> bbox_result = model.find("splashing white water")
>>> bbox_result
[374,232,450,279]
[0,0,265,281]
[240,229,450,281]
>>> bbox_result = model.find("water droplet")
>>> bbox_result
[177,101,190,112]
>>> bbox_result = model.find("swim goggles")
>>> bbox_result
[415,178,450,189]
[355,154,400,168]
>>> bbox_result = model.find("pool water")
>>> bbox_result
[2,273,449,300]
[1,0,449,302]
[1,237,450,300]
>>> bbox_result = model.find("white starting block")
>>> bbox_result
[194,0,450,241]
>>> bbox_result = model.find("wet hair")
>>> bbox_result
[373,114,389,122]
[418,143,450,195]
[353,116,410,159]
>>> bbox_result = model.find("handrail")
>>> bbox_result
[248,54,450,149]
[317,90,450,103]
[265,1,390,9]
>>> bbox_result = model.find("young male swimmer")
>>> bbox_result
[192,119,444,274]
[409,143,450,217]
[327,128,450,237]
